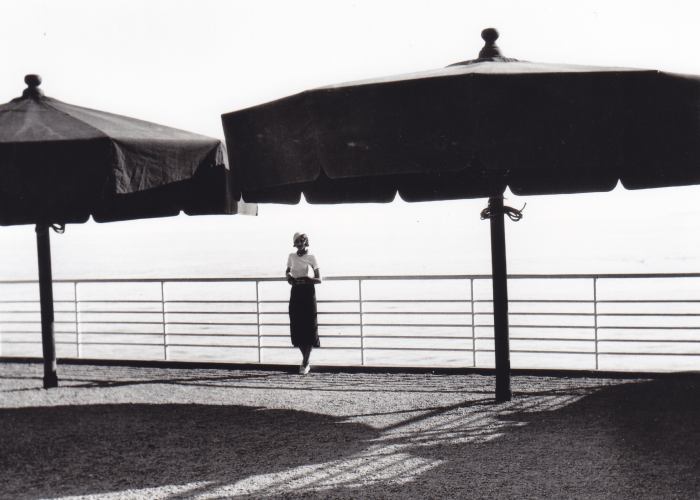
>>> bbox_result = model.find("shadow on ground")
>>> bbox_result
[2,370,700,499]
[323,375,700,499]
[0,403,379,499]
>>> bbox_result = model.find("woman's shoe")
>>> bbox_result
[302,364,311,375]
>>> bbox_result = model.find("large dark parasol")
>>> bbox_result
[222,29,700,401]
[1,75,254,388]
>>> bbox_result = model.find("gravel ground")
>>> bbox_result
[1,362,699,499]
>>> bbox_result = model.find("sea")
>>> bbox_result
[1,190,700,372]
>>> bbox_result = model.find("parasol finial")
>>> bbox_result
[447,27,516,66]
[23,74,44,98]
[479,28,502,58]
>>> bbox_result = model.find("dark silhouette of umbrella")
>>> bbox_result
[0,75,255,388]
[222,29,700,401]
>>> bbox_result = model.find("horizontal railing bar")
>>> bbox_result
[7,321,693,330]
[77,310,255,314]
[480,324,700,330]
[0,320,75,324]
[258,311,467,316]
[75,321,169,325]
[166,343,259,348]
[165,300,258,304]
[360,299,471,303]
[5,272,700,285]
[261,325,357,328]
[163,311,257,315]
[167,333,357,339]
[477,337,593,342]
[360,323,472,327]
[476,299,700,304]
[77,311,171,315]
[598,313,700,317]
[78,300,164,304]
[596,352,700,356]
[473,299,591,304]
[361,336,473,340]
[258,299,471,304]
[256,334,472,340]
[69,331,167,337]
[474,348,593,354]
[354,346,473,351]
[598,299,700,303]
[360,311,471,315]
[258,345,473,352]
[10,331,695,342]
[1,340,76,345]
[6,340,698,356]
[476,324,590,329]
[73,342,166,347]
[592,326,700,330]
[165,322,258,326]
[74,331,163,336]
[253,312,358,315]
[80,305,256,310]
[0,331,44,335]
[475,312,593,316]
[164,334,260,338]
[258,300,355,304]
[250,346,366,351]
[67,300,700,307]
[597,338,700,343]
[474,348,700,356]
[476,337,700,343]
[0,309,75,314]
[0,300,75,305]
[480,311,700,317]
[69,329,168,334]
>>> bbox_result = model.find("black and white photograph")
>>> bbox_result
[1,1,699,498]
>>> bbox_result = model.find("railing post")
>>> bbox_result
[470,278,476,368]
[74,282,79,358]
[593,277,599,370]
[255,280,261,363]
[359,279,365,366]
[161,280,167,361]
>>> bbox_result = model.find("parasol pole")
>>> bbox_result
[486,195,512,402]
[36,224,58,389]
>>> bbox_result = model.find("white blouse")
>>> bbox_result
[287,252,319,279]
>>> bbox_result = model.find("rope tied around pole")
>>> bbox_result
[480,201,526,221]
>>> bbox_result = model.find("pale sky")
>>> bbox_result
[1,0,700,280]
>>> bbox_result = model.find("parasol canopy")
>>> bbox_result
[222,29,700,401]
[0,74,252,225]
[0,75,254,388]
[222,30,700,204]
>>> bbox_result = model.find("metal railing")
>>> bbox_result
[1,273,700,372]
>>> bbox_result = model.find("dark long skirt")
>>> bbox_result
[289,283,320,347]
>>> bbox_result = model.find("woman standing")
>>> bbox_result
[285,232,321,374]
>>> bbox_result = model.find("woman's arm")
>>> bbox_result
[307,268,322,284]
[285,266,294,285]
